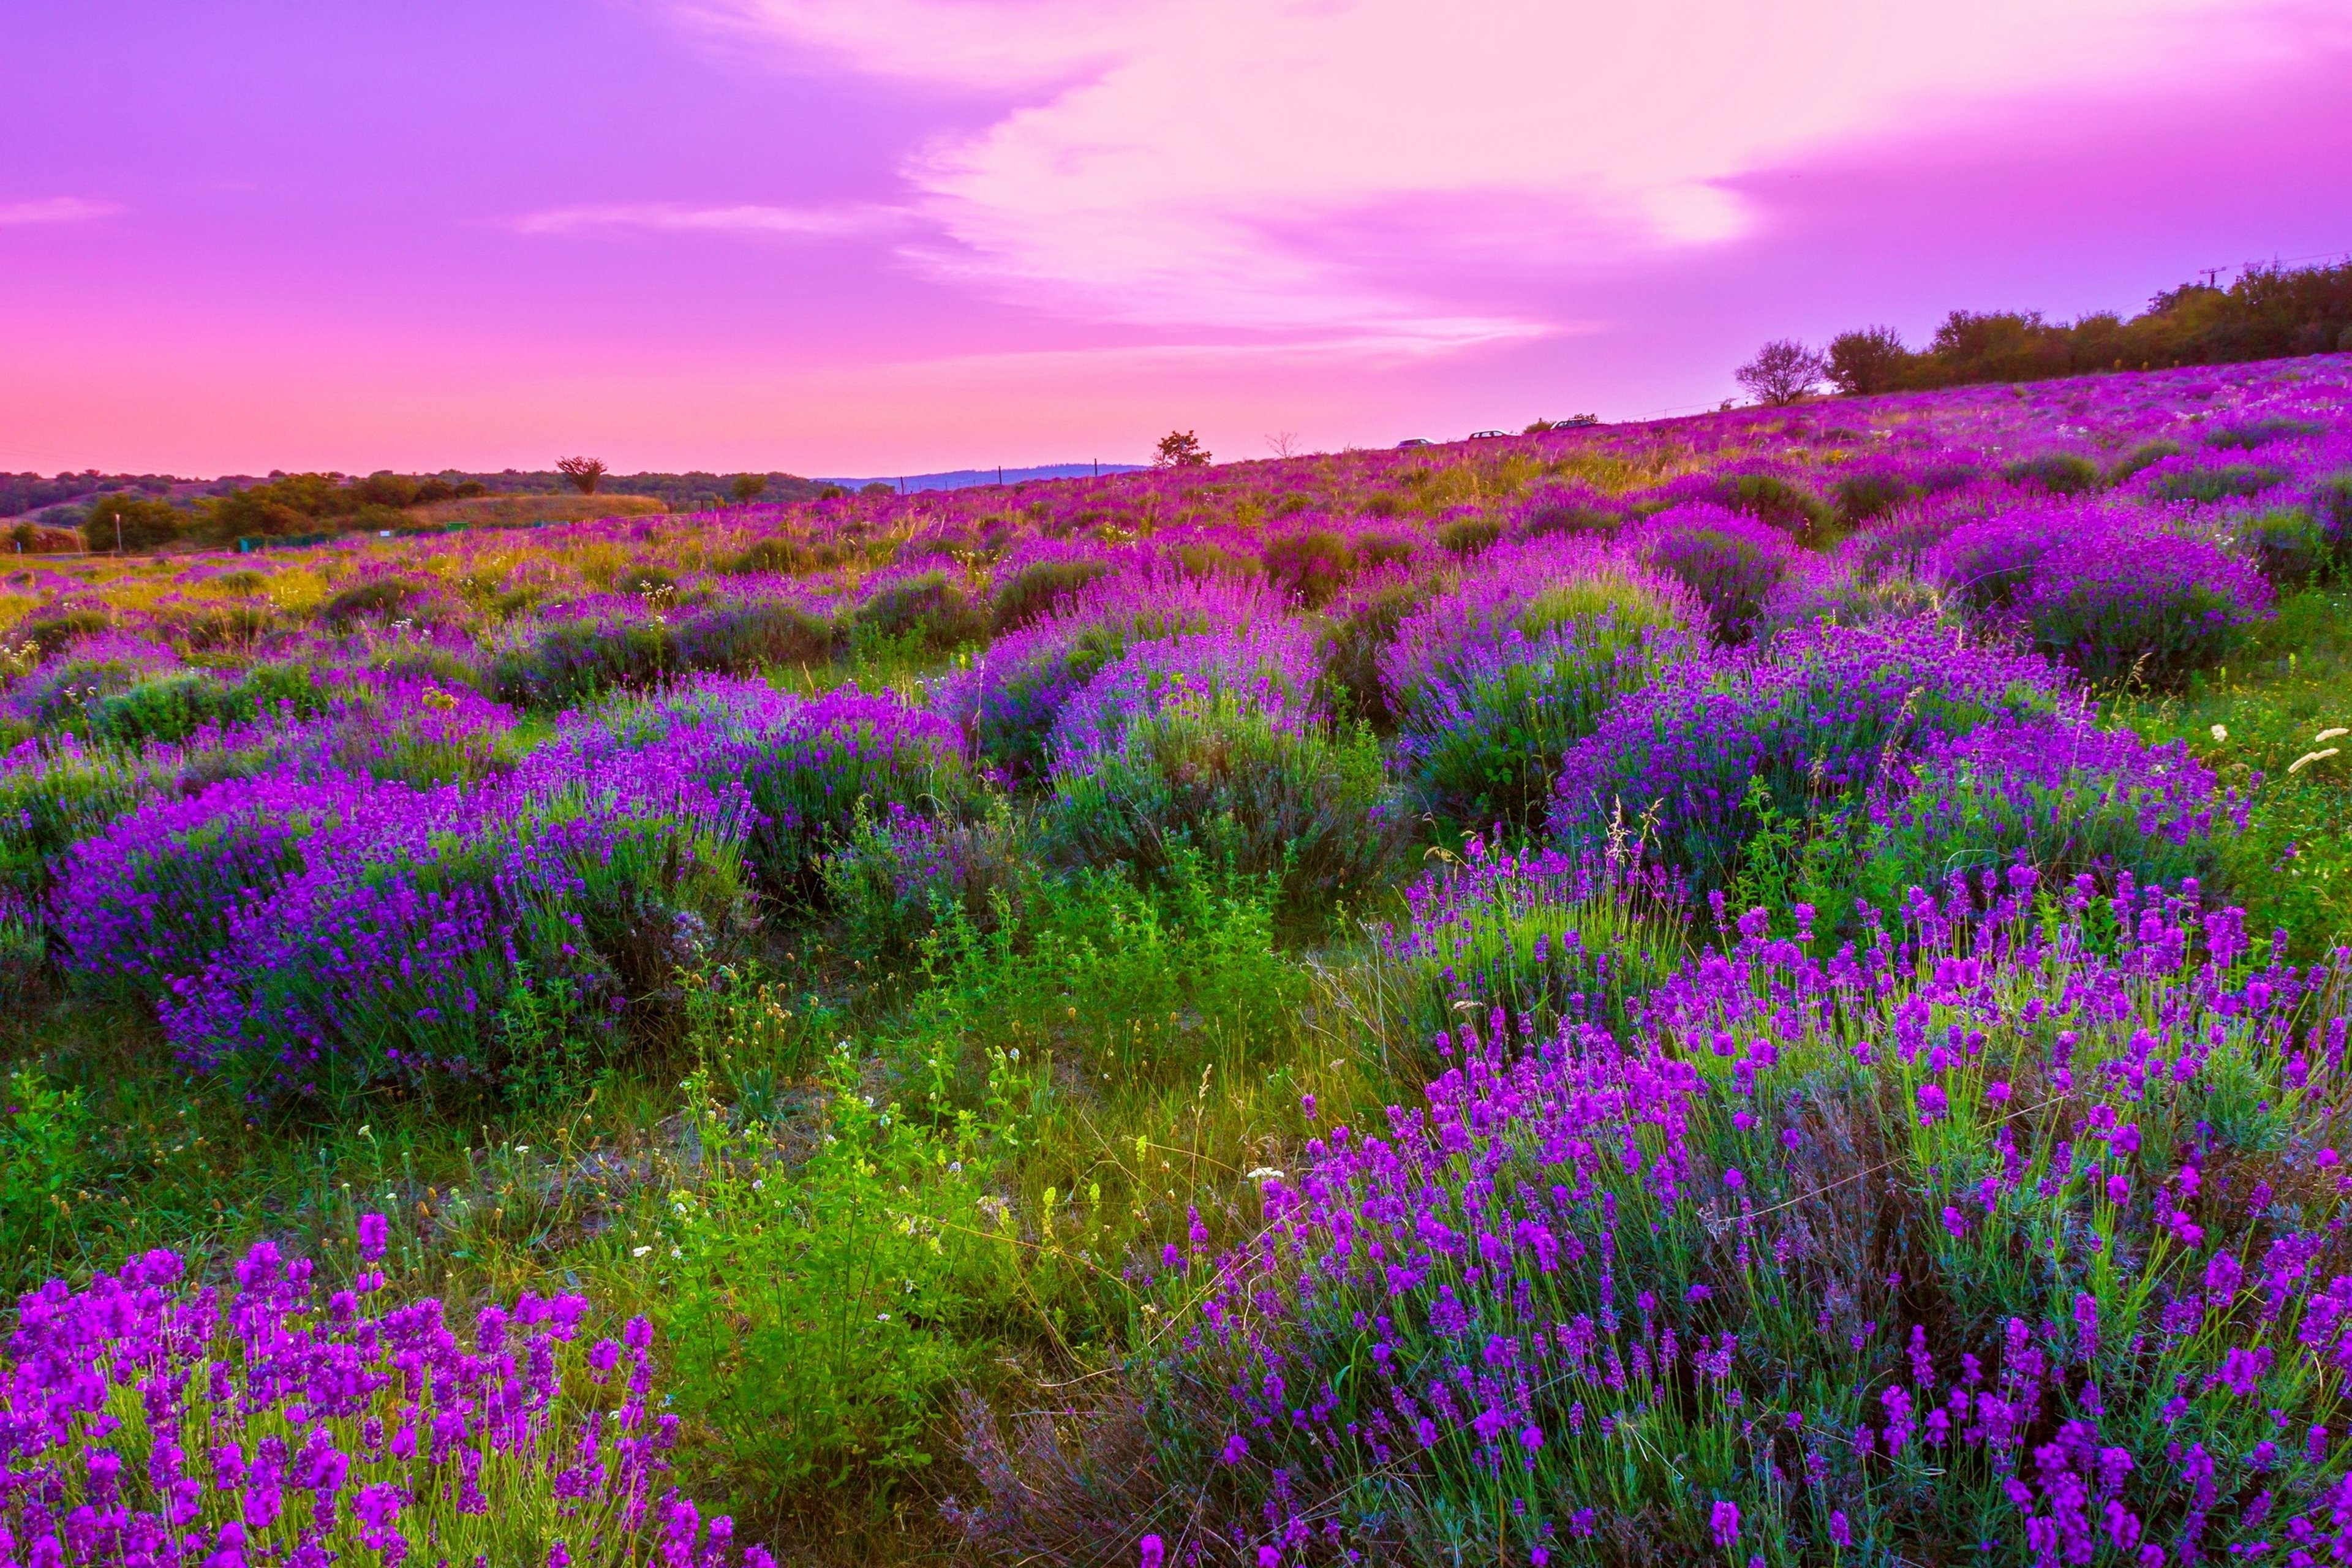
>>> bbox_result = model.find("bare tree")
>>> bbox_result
[1153,430,1211,468]
[1734,341,1827,407]
[1264,430,1303,458]
[556,456,609,495]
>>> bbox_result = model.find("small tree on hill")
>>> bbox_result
[731,473,767,505]
[1734,341,1826,406]
[556,456,608,495]
[1826,326,1913,396]
[1153,430,1211,468]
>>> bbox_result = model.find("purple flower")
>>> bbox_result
[1710,1500,1741,1549]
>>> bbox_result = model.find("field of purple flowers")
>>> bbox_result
[1,357,2348,1566]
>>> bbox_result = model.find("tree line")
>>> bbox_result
[1736,258,2352,405]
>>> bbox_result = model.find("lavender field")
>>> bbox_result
[3,358,2351,1566]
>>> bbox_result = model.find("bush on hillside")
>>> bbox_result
[1042,693,1401,913]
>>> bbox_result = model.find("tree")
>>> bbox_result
[1735,341,1826,405]
[556,456,609,495]
[81,494,186,553]
[1734,340,1826,406]
[1826,327,1913,396]
[1153,430,1211,468]
[1264,431,1302,458]
[731,473,768,505]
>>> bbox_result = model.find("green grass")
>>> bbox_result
[2109,584,2352,955]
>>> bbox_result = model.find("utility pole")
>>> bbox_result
[114,510,124,555]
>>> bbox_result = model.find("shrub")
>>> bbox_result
[156,737,750,1101]
[819,796,1040,957]
[2313,469,2352,571]
[935,568,1280,778]
[1389,571,1696,830]
[666,1046,1018,1502]
[2108,437,2181,482]
[990,556,1110,631]
[0,1234,772,1567]
[1042,693,1401,913]
[672,597,835,676]
[722,684,968,894]
[1509,482,1619,541]
[1351,837,1687,1053]
[1551,617,2065,890]
[12,606,112,658]
[1140,882,2350,1564]
[1853,714,2244,907]
[316,576,432,630]
[1754,558,1945,641]
[2245,505,2330,587]
[1712,470,1836,542]
[1630,503,1801,643]
[853,570,988,652]
[2,634,181,730]
[1259,530,1355,608]
[1050,620,1321,766]
[489,610,679,707]
[2002,451,2101,494]
[1434,515,1503,558]
[728,535,843,576]
[1313,571,1439,734]
[2014,523,2272,689]
[2203,415,2324,449]
[2149,462,2291,505]
[1831,467,1915,526]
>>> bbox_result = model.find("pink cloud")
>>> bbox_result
[0,197,123,227]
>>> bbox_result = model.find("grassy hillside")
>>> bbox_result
[0,356,2347,1567]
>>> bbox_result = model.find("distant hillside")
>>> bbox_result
[815,462,1148,494]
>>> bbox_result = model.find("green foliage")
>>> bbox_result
[819,797,1041,960]
[2110,439,2182,483]
[989,557,1110,632]
[2002,451,2102,494]
[1259,531,1354,608]
[672,600,835,677]
[1433,515,1502,558]
[80,495,187,553]
[1403,578,1691,832]
[664,1044,1017,1503]
[2150,463,2290,505]
[1715,471,1834,542]
[1831,469,1914,526]
[853,572,988,654]
[1,1070,91,1243]
[1042,697,1401,914]
[2247,505,2331,588]
[1314,577,1436,734]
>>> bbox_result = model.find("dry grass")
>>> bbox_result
[412,493,668,527]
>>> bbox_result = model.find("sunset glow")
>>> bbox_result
[4,0,2348,474]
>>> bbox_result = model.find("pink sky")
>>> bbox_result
[3,0,2348,477]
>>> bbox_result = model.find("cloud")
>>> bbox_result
[684,0,2315,345]
[0,197,124,227]
[511,201,907,238]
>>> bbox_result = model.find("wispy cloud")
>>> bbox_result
[511,201,907,238]
[0,197,124,227]
[679,0,2309,348]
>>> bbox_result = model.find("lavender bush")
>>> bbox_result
[1139,876,2351,1564]
[0,1226,771,1567]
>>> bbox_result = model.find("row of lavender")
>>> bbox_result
[1097,867,2352,1565]
[0,1224,772,1566]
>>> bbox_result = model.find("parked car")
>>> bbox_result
[1396,437,1433,449]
